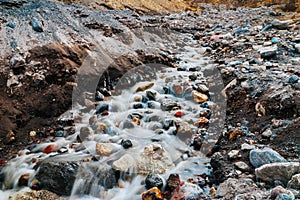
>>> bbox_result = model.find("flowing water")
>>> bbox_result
[0,31,226,199]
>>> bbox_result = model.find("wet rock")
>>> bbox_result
[95,91,104,101]
[216,178,259,199]
[174,110,183,118]
[142,187,163,200]
[121,139,133,149]
[160,99,180,111]
[133,103,144,109]
[229,129,243,141]
[42,144,56,154]
[112,154,135,172]
[96,143,113,156]
[79,127,93,141]
[250,148,286,168]
[271,19,292,30]
[54,130,64,137]
[18,173,30,187]
[234,161,250,172]
[255,162,300,185]
[136,82,154,92]
[98,87,111,96]
[96,104,109,114]
[192,90,208,103]
[174,182,204,200]
[146,91,156,101]
[174,121,193,143]
[35,160,80,196]
[8,190,66,200]
[137,144,174,174]
[31,18,43,32]
[287,174,300,190]
[166,173,181,191]
[171,83,183,96]
[145,173,164,190]
[270,186,295,200]
[7,21,15,28]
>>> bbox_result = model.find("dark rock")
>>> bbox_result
[122,119,135,129]
[98,87,111,96]
[31,18,43,32]
[96,104,109,114]
[54,130,64,137]
[166,173,181,191]
[160,99,180,111]
[121,139,133,149]
[72,162,117,196]
[79,127,93,141]
[18,173,30,187]
[35,160,80,196]
[95,91,104,101]
[288,75,299,84]
[145,173,164,190]
[249,148,286,168]
[146,91,156,101]
[133,103,144,109]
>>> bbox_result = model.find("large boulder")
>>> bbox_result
[255,162,300,185]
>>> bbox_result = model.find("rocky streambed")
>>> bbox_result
[0,0,300,199]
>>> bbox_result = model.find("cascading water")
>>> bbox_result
[0,30,225,199]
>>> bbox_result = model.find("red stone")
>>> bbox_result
[42,144,55,154]
[101,111,109,116]
[0,159,5,165]
[174,110,183,118]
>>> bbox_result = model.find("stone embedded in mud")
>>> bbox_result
[261,128,272,138]
[192,90,208,103]
[270,186,295,200]
[145,173,164,190]
[250,148,286,168]
[137,144,174,175]
[234,161,250,172]
[228,129,243,141]
[255,162,300,185]
[35,161,80,196]
[96,143,113,156]
[142,187,163,200]
[136,82,155,92]
[5,130,16,144]
[172,182,204,200]
[112,154,136,172]
[287,174,300,190]
[166,173,181,191]
[216,178,259,199]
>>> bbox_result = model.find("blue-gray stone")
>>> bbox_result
[250,148,286,168]
[288,75,299,84]
[278,194,294,200]
[7,22,15,28]
[31,18,43,32]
